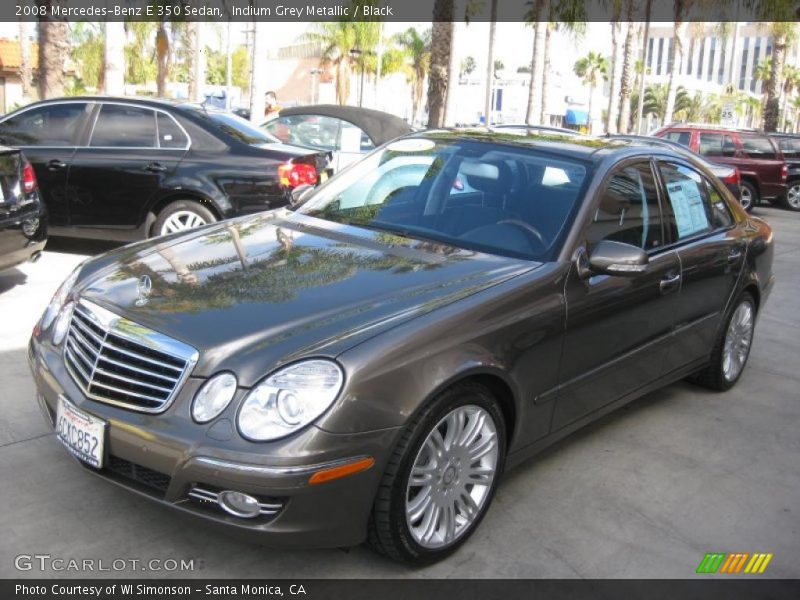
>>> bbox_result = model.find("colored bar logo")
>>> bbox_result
[696,552,773,574]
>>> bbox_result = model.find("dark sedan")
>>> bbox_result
[0,146,46,273]
[29,132,774,564]
[0,97,325,241]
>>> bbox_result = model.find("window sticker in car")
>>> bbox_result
[667,180,709,238]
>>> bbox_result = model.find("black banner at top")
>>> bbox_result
[9,0,800,23]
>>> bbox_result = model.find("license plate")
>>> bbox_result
[56,396,106,468]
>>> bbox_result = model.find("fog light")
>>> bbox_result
[218,490,260,518]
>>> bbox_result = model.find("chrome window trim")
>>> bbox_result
[64,298,198,414]
[88,101,192,151]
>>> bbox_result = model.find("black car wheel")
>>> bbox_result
[739,181,757,212]
[153,200,217,237]
[784,181,800,211]
[367,381,506,564]
[691,292,756,391]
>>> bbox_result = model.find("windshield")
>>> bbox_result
[193,109,281,145]
[298,136,589,261]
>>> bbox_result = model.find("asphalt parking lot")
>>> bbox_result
[0,207,798,579]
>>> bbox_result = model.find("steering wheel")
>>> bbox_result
[497,219,548,248]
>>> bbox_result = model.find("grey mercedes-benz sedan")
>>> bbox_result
[29,131,774,564]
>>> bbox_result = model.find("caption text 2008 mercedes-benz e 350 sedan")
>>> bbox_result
[28,132,774,564]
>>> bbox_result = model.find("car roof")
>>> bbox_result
[608,134,732,171]
[417,129,690,164]
[273,104,413,146]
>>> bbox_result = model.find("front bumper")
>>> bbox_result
[28,335,400,548]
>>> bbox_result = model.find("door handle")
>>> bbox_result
[727,249,744,263]
[659,272,681,294]
[144,162,167,173]
[47,159,67,171]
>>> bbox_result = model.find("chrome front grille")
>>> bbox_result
[64,299,198,413]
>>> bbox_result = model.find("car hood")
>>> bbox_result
[78,211,536,385]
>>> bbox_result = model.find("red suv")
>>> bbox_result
[654,125,787,212]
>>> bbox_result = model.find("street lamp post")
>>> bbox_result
[349,48,363,106]
[310,68,322,104]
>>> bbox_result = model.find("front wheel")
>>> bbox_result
[691,292,756,391]
[739,181,757,212]
[367,382,506,564]
[152,200,217,237]
[784,181,800,211]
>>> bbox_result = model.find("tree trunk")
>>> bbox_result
[249,21,267,123]
[156,23,170,97]
[764,36,786,132]
[484,0,498,126]
[606,20,624,134]
[618,1,637,134]
[443,22,458,125]
[663,19,685,125]
[335,60,352,105]
[541,23,551,124]
[427,0,454,128]
[635,0,653,134]
[187,22,206,102]
[587,85,595,134]
[36,8,70,100]
[104,22,125,96]
[526,7,547,125]
[19,22,33,102]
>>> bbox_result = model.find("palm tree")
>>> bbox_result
[104,22,126,95]
[663,0,688,125]
[37,9,71,99]
[155,22,171,97]
[524,0,547,125]
[643,83,689,124]
[617,0,639,133]
[759,8,798,132]
[484,0,499,126]
[427,0,454,127]
[606,0,625,134]
[19,22,33,102]
[393,27,431,125]
[780,64,800,131]
[791,95,800,133]
[574,51,609,134]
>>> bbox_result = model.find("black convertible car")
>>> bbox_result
[30,131,773,564]
[0,97,326,241]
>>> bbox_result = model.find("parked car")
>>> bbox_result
[29,132,774,564]
[0,97,327,241]
[0,146,47,273]
[262,105,412,173]
[767,133,800,211]
[608,134,742,203]
[653,124,787,212]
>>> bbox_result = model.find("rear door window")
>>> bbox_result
[658,162,715,241]
[90,104,157,148]
[0,103,89,146]
[776,137,800,158]
[740,134,777,159]
[663,131,691,147]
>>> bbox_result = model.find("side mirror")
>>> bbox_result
[585,240,649,277]
[289,184,314,208]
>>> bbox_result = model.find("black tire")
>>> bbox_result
[152,199,217,238]
[739,181,758,212]
[783,181,800,212]
[690,292,756,391]
[367,381,507,565]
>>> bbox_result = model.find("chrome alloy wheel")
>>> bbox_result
[739,185,753,211]
[405,405,499,549]
[722,301,754,382]
[160,210,208,235]
[787,184,800,210]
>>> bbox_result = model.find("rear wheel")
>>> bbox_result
[153,200,217,237]
[739,181,757,212]
[367,382,506,564]
[784,181,800,211]
[691,292,756,391]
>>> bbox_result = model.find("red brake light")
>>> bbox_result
[782,163,788,180]
[277,162,318,188]
[722,168,740,185]
[22,161,37,193]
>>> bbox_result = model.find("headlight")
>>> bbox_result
[192,372,238,423]
[237,359,344,441]
[41,267,81,331]
[52,301,74,346]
